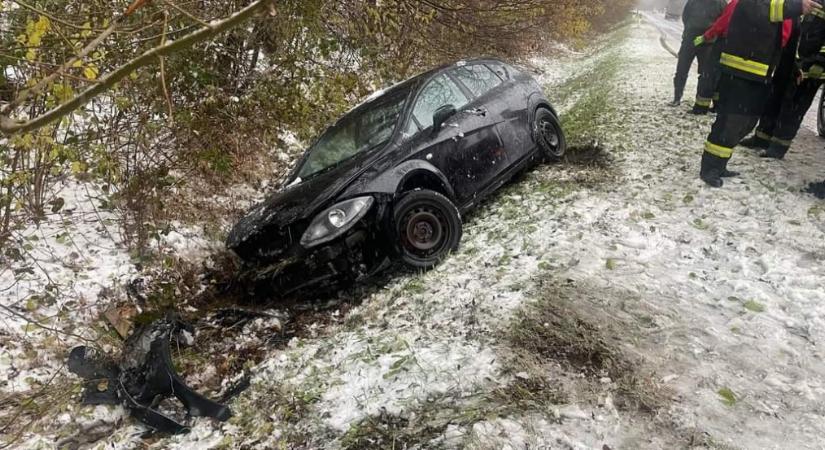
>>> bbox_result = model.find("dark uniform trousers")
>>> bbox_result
[674,35,712,103]
[696,40,725,108]
[699,0,805,187]
[752,13,825,158]
[757,78,823,153]
[704,73,770,160]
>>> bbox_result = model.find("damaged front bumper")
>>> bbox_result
[244,199,393,297]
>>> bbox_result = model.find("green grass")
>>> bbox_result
[550,29,628,146]
[717,387,737,407]
[743,300,765,313]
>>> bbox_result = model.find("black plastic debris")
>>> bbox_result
[68,314,231,434]
[805,180,825,199]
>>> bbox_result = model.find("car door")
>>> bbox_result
[405,72,504,206]
[443,67,511,203]
[481,61,534,159]
[449,64,529,182]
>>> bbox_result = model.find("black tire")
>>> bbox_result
[393,189,462,269]
[533,108,566,160]
[818,87,825,138]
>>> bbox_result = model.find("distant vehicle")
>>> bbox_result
[666,0,686,20]
[227,59,566,295]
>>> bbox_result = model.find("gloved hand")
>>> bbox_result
[694,35,705,46]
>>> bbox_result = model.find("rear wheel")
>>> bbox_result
[533,108,566,160]
[393,190,462,269]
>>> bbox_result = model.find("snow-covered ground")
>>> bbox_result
[4,18,825,449]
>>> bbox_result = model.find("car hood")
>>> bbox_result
[226,150,383,249]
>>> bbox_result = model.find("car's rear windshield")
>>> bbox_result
[296,86,411,180]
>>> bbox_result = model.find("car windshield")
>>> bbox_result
[296,87,411,180]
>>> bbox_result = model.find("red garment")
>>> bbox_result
[703,0,793,48]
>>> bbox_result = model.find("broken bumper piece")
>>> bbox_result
[68,314,231,434]
[251,227,378,296]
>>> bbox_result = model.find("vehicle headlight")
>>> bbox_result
[300,196,375,248]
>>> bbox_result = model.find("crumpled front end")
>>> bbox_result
[241,198,393,297]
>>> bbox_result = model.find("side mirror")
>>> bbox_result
[432,104,457,132]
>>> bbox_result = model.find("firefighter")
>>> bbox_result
[694,0,797,114]
[738,9,825,159]
[699,0,820,188]
[692,0,740,114]
[669,0,727,108]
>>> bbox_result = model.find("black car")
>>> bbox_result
[227,58,565,295]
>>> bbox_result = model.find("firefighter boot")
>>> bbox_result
[700,151,727,188]
[669,85,683,107]
[759,143,788,160]
[690,104,710,115]
[720,167,740,178]
[720,159,739,178]
[739,134,770,150]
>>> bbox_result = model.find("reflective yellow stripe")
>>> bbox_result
[811,7,825,20]
[756,130,773,140]
[720,53,770,77]
[820,45,825,54]
[772,136,792,146]
[705,141,733,159]
[695,97,712,107]
[770,0,785,22]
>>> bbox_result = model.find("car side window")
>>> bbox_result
[451,64,502,97]
[485,62,509,81]
[411,74,469,130]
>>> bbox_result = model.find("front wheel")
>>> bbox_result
[533,108,567,161]
[393,190,462,269]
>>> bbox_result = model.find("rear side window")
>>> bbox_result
[411,74,469,130]
[485,62,510,81]
[451,64,502,97]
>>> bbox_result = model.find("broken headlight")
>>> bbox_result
[300,196,375,248]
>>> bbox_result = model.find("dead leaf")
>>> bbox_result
[103,304,137,339]
[125,0,151,17]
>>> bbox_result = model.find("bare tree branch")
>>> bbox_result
[162,0,211,27]
[0,0,274,136]
[159,9,174,121]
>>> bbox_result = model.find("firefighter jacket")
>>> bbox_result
[721,0,806,82]
[704,0,795,48]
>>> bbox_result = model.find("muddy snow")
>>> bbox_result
[3,16,825,450]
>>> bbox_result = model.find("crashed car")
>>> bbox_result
[227,58,566,295]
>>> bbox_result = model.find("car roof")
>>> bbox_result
[364,58,506,98]
[422,58,509,78]
[351,58,509,110]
